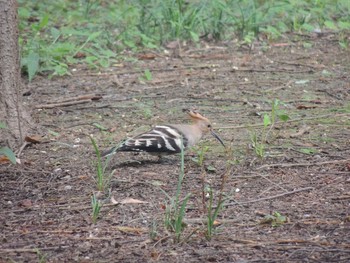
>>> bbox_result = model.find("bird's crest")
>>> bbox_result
[182,108,210,123]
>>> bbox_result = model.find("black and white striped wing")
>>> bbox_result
[118,125,188,153]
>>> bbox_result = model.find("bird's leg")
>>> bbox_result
[157,154,163,163]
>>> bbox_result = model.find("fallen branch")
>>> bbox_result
[257,159,350,170]
[218,113,350,129]
[230,68,314,74]
[288,125,311,138]
[35,99,92,109]
[224,187,314,207]
[15,141,29,156]
[35,94,102,109]
[274,59,324,69]
[0,246,71,254]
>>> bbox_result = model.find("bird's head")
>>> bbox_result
[183,109,225,147]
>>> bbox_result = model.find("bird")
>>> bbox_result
[101,109,225,158]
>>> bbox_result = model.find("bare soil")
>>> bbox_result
[1,34,350,263]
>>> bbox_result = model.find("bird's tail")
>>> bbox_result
[101,146,118,157]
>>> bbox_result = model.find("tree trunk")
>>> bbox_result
[0,0,31,148]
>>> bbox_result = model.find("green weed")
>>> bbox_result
[163,137,191,243]
[192,145,210,212]
[0,122,16,164]
[260,211,287,227]
[192,145,209,167]
[149,221,159,241]
[90,136,112,192]
[139,69,153,82]
[192,144,230,240]
[91,194,102,224]
[205,187,224,240]
[250,99,290,159]
[299,148,318,155]
[35,248,47,263]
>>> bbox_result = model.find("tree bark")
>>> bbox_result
[0,0,31,148]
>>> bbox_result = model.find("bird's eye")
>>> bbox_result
[207,124,211,128]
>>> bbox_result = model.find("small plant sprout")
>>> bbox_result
[35,248,47,263]
[91,194,102,224]
[192,145,210,211]
[139,69,153,83]
[260,211,288,227]
[0,146,16,164]
[149,221,159,241]
[250,99,290,159]
[144,69,152,81]
[90,135,112,192]
[250,131,265,159]
[206,187,224,240]
[192,145,209,167]
[0,122,16,164]
[205,144,234,240]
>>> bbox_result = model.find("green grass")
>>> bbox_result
[0,123,16,164]
[90,136,114,192]
[250,99,290,159]
[163,137,191,243]
[260,211,287,227]
[91,194,102,224]
[206,187,224,240]
[35,248,47,263]
[18,0,350,80]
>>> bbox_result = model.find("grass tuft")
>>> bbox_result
[18,0,349,80]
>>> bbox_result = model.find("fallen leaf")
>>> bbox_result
[0,156,10,164]
[110,197,148,205]
[111,196,118,205]
[109,126,117,132]
[295,80,310,85]
[138,53,156,60]
[289,126,311,138]
[0,155,20,164]
[73,52,86,59]
[25,135,42,143]
[166,40,179,49]
[112,63,124,67]
[271,43,290,47]
[116,226,146,234]
[150,250,161,260]
[296,105,317,110]
[120,198,148,204]
[213,220,221,226]
[18,199,33,208]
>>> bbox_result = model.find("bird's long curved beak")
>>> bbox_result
[210,130,225,148]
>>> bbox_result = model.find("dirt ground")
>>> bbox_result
[1,34,350,262]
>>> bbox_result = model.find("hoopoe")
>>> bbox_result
[101,109,225,157]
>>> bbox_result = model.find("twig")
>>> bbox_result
[15,141,29,156]
[218,113,350,129]
[0,246,71,253]
[35,94,102,109]
[35,99,92,109]
[257,159,350,170]
[224,187,314,207]
[265,80,293,92]
[288,125,311,138]
[230,68,314,74]
[273,60,323,69]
